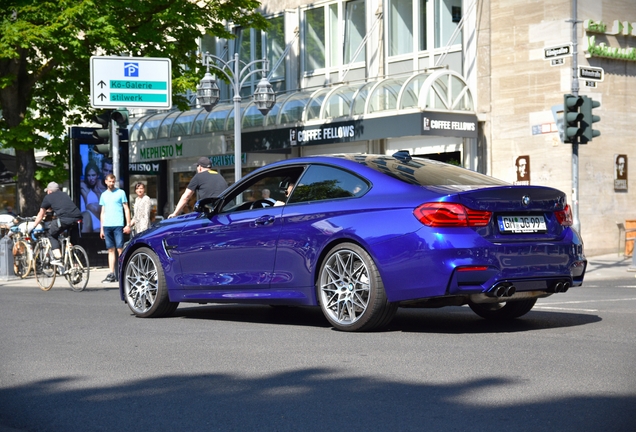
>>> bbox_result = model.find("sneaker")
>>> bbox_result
[102,273,117,283]
[50,259,66,275]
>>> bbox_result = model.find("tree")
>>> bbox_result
[0,0,267,215]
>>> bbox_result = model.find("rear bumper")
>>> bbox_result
[371,228,586,303]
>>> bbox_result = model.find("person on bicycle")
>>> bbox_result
[31,182,83,271]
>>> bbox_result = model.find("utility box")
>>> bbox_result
[0,235,17,281]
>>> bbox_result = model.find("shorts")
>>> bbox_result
[103,226,124,249]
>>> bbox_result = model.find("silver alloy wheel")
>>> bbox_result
[125,252,159,314]
[319,249,370,326]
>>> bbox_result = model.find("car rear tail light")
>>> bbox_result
[413,203,492,227]
[555,204,573,226]
[456,266,489,272]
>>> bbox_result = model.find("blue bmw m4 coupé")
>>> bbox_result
[119,151,586,331]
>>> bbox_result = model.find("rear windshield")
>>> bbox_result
[337,154,509,186]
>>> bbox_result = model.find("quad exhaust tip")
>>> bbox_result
[549,281,570,293]
[487,283,516,298]
[487,280,570,298]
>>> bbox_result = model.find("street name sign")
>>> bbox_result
[90,56,172,108]
[544,44,573,60]
[578,65,604,82]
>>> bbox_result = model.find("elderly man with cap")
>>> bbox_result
[31,182,83,272]
[168,156,228,218]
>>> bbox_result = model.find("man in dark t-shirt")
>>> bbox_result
[168,156,228,218]
[31,181,83,269]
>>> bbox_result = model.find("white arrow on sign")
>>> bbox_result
[90,56,172,109]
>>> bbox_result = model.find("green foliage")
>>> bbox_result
[0,0,267,191]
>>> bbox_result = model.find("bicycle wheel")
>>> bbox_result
[13,239,32,279]
[34,243,56,291]
[65,245,90,292]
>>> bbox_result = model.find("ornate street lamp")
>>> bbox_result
[196,52,276,182]
[196,70,220,112]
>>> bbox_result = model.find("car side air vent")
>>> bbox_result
[392,150,412,162]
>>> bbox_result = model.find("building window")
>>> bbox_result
[266,15,286,81]
[419,0,428,51]
[435,0,461,48]
[344,0,366,64]
[303,1,367,74]
[389,0,461,56]
[389,0,413,56]
[304,6,326,71]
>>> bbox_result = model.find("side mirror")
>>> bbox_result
[194,197,219,215]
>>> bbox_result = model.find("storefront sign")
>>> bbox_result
[421,112,477,138]
[584,19,636,61]
[585,36,636,61]
[584,19,635,36]
[242,112,478,152]
[139,143,184,160]
[129,162,162,175]
[289,121,358,146]
[210,153,247,167]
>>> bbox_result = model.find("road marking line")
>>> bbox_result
[539,297,636,306]
[534,306,598,312]
[615,286,636,288]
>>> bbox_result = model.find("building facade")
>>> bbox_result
[123,0,635,256]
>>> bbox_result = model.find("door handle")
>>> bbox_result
[254,216,275,226]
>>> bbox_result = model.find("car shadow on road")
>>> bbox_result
[0,370,633,432]
[171,304,601,334]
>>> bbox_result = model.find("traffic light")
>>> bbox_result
[563,94,584,143]
[92,108,129,143]
[92,110,113,144]
[580,96,601,143]
[111,107,129,127]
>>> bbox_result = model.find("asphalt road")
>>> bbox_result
[0,266,635,432]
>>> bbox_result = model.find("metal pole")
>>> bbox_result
[233,53,242,183]
[111,119,120,185]
[570,0,581,234]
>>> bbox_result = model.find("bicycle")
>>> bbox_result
[33,222,90,291]
[9,216,37,279]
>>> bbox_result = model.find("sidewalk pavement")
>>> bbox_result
[584,253,636,281]
[0,266,118,289]
[0,254,634,289]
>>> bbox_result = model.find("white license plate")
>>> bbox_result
[497,215,547,233]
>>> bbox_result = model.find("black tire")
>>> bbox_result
[123,247,178,318]
[13,240,32,279]
[468,299,537,320]
[65,245,90,292]
[34,243,56,291]
[317,243,397,332]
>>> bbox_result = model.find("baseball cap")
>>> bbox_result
[196,156,211,168]
[45,181,60,192]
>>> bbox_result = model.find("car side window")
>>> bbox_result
[218,167,306,213]
[288,165,369,204]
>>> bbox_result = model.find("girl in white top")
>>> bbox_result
[130,182,152,234]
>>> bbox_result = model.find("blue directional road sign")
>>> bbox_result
[90,56,172,109]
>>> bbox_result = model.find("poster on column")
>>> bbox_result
[615,154,627,192]
[513,156,530,185]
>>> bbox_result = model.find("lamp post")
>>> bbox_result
[196,52,276,183]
